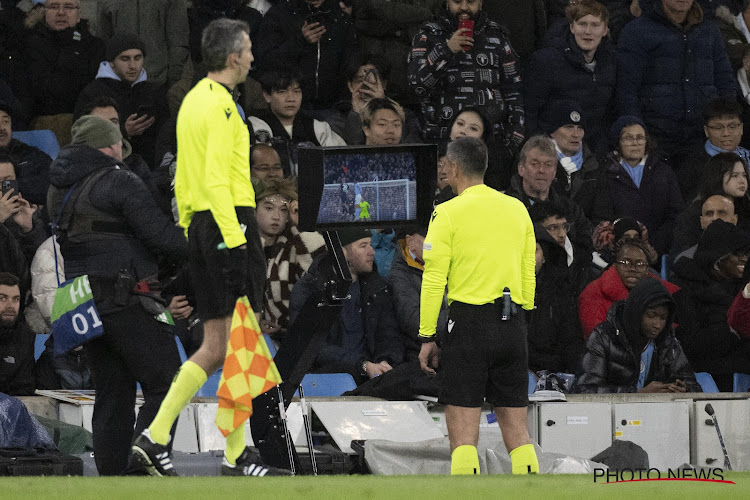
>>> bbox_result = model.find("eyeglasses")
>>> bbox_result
[705,123,743,132]
[543,222,572,234]
[45,3,80,12]
[621,135,646,144]
[616,259,648,271]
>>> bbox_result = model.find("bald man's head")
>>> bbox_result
[701,194,738,230]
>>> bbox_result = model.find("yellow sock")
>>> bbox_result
[224,424,246,466]
[148,361,207,445]
[451,445,480,475]
[509,443,539,474]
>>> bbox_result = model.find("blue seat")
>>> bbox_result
[660,254,668,281]
[12,130,60,159]
[297,373,357,397]
[263,333,277,357]
[196,369,223,397]
[34,333,50,360]
[733,373,750,393]
[696,372,719,393]
[528,371,536,394]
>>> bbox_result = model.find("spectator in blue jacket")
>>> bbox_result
[617,0,736,158]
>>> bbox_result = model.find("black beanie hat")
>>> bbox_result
[336,228,372,247]
[614,217,641,243]
[106,33,147,61]
[543,99,585,135]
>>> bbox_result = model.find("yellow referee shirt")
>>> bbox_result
[419,184,536,339]
[174,78,254,249]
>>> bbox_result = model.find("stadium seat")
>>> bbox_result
[34,333,50,360]
[528,371,536,394]
[695,372,719,393]
[733,373,750,393]
[660,255,668,281]
[196,369,223,397]
[12,130,60,159]
[297,373,357,397]
[263,333,277,357]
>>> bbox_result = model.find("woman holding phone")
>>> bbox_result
[524,0,616,153]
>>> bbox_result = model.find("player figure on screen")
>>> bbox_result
[359,199,371,220]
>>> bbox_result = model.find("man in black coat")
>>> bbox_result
[505,135,594,279]
[288,228,404,384]
[0,272,35,397]
[528,222,584,376]
[0,101,52,206]
[672,219,750,390]
[22,0,105,118]
[254,0,359,111]
[74,34,168,168]
[46,115,187,475]
[575,277,701,394]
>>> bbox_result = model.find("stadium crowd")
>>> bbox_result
[6,0,750,474]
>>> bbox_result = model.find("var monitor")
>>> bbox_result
[296,144,437,232]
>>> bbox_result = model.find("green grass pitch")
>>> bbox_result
[1,473,749,499]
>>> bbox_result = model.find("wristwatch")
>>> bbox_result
[361,361,369,376]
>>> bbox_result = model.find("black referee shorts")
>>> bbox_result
[439,300,529,408]
[187,207,266,320]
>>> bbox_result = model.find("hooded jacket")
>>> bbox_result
[74,62,169,167]
[254,0,359,109]
[407,8,524,149]
[672,219,750,371]
[617,0,736,155]
[578,265,680,339]
[525,30,617,152]
[46,144,187,313]
[575,278,700,394]
[23,20,105,116]
[97,0,189,86]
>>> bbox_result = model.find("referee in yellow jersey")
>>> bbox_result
[419,137,539,475]
[132,19,285,477]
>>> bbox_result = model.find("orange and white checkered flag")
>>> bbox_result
[215,296,282,437]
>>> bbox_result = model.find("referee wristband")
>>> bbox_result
[419,335,436,344]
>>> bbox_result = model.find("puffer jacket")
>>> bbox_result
[525,30,617,152]
[575,278,701,394]
[97,0,190,86]
[617,0,736,155]
[578,265,680,339]
[254,0,359,110]
[714,5,748,71]
[407,9,524,148]
[46,144,187,313]
[23,20,104,116]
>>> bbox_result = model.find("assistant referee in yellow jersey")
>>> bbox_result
[133,19,285,477]
[419,137,539,476]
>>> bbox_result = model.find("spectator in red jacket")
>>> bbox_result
[578,236,679,338]
[728,281,750,339]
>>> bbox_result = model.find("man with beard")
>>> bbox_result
[0,272,35,396]
[407,0,524,157]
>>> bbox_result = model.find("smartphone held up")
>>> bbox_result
[458,18,474,52]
